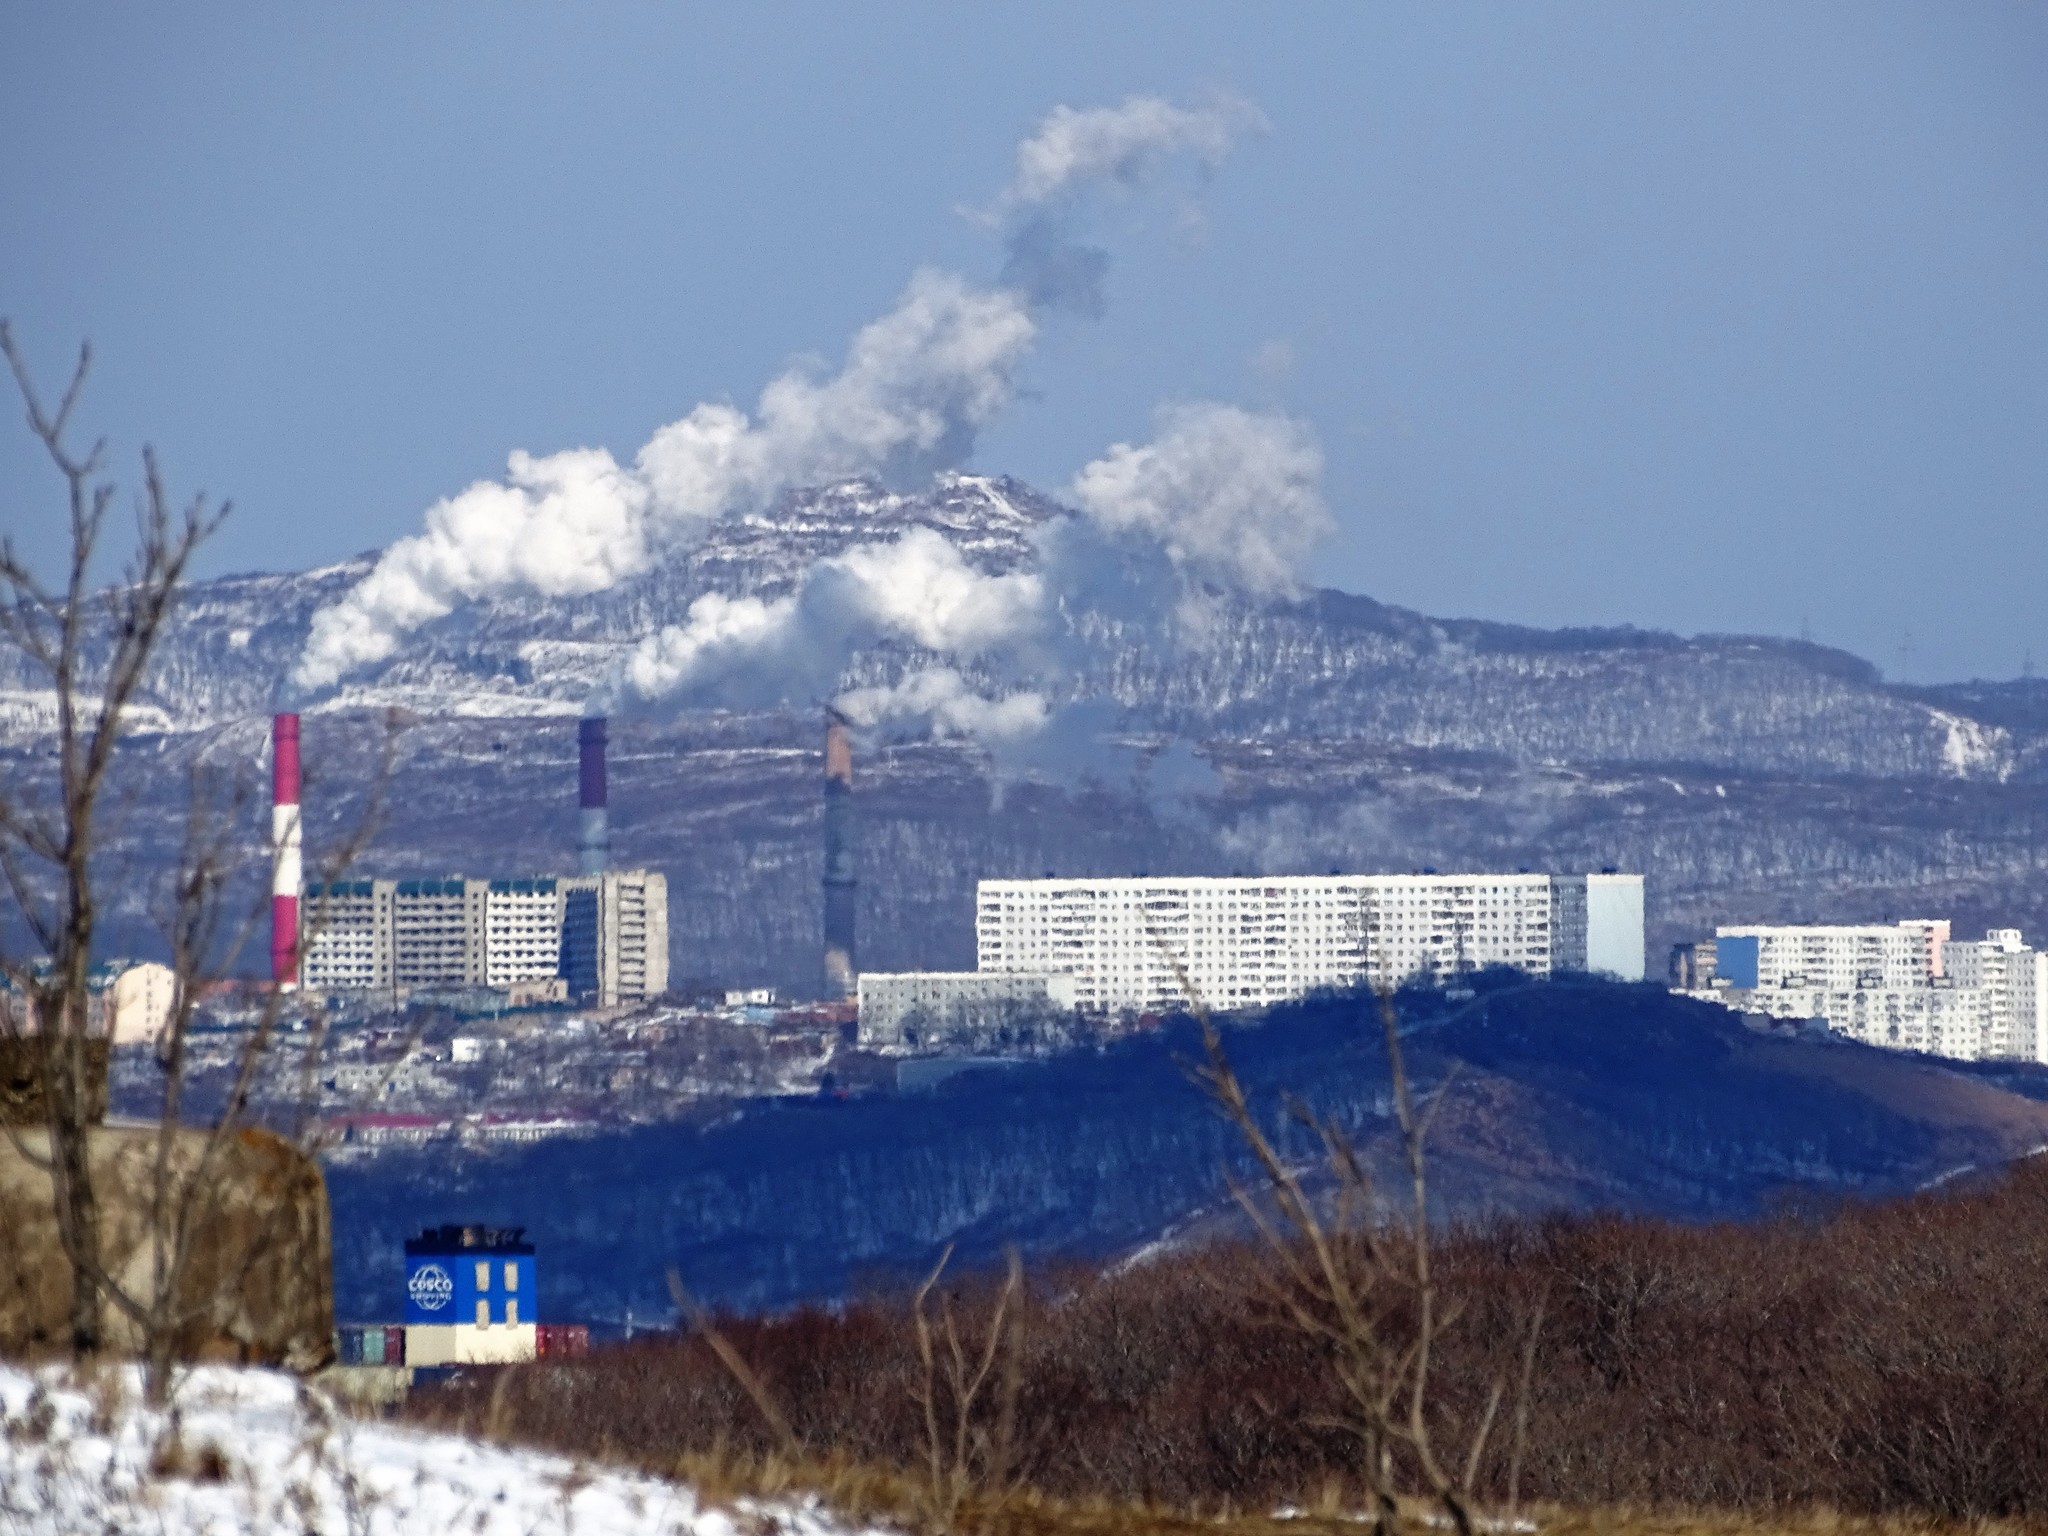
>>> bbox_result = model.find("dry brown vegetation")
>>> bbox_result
[407,1153,2048,1530]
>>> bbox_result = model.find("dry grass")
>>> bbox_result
[613,1441,2048,1536]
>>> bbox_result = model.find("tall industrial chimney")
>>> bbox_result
[578,716,610,875]
[270,712,302,988]
[822,708,857,999]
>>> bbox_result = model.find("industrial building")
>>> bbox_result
[856,970,1078,1052]
[1676,920,2048,1064]
[974,871,1645,1014]
[301,870,667,1007]
[402,1224,537,1367]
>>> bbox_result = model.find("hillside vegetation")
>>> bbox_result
[410,1153,2048,1525]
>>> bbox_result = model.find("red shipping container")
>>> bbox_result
[385,1325,406,1366]
[536,1324,589,1358]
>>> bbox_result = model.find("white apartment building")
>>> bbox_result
[975,872,1645,1014]
[301,880,398,993]
[1942,929,2048,1060]
[1711,921,1951,994]
[857,971,1079,1052]
[1685,921,2048,1064]
[302,873,665,1004]
[392,878,488,989]
[482,879,565,987]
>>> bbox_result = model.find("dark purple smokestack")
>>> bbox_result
[578,716,609,874]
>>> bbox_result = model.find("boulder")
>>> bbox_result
[0,1124,333,1369]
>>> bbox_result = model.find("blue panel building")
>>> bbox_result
[404,1224,537,1366]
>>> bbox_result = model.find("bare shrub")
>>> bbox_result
[409,1156,2048,1524]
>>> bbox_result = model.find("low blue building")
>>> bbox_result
[404,1224,537,1366]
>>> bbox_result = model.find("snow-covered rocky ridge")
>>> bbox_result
[3,470,2042,784]
[0,1361,863,1536]
[8,471,2048,987]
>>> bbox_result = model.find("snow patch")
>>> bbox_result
[0,1361,879,1536]
[0,690,177,738]
[1928,707,2013,780]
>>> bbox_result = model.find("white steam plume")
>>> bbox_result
[616,527,1045,712]
[993,94,1266,212]
[296,448,652,690]
[295,92,1267,695]
[294,271,1036,692]
[991,93,1265,316]
[614,399,1329,779]
[836,667,1052,750]
[1068,403,1331,598]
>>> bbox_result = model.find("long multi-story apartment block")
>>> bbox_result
[1679,920,2048,1064]
[301,871,667,1007]
[975,872,1644,1014]
[1711,920,1951,995]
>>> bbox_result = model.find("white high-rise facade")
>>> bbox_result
[1941,929,2048,1061]
[1711,920,1950,994]
[559,870,670,1007]
[301,873,666,1002]
[1684,920,2048,1064]
[975,872,1644,1014]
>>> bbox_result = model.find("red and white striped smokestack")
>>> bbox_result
[271,713,302,987]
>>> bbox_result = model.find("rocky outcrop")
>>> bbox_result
[0,1125,333,1368]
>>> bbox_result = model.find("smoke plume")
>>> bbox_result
[295,271,1036,692]
[1068,403,1331,599]
[990,93,1265,319]
[615,527,1045,712]
[293,89,1304,790]
[611,400,1327,784]
[991,94,1264,213]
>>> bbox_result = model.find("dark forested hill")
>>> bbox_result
[324,978,2048,1324]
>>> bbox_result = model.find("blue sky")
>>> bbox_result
[2,2,2043,683]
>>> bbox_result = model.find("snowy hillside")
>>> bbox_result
[0,1361,861,1536]
[7,471,2048,987]
[3,471,2040,782]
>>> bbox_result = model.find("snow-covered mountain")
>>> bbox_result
[5,472,2048,989]
[7,470,2043,780]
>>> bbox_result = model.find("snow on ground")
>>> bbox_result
[0,1361,876,1536]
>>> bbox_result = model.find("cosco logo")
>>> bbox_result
[408,1263,453,1311]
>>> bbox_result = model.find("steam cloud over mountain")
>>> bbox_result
[1067,403,1329,600]
[294,272,1035,691]
[614,527,1047,712]
[612,404,1330,780]
[294,91,1322,775]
